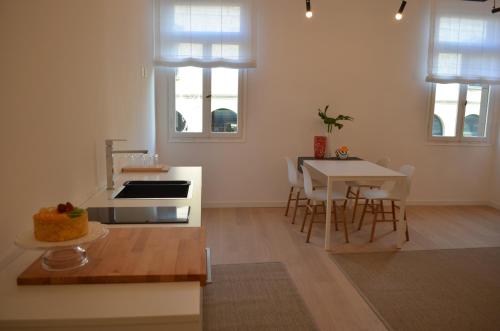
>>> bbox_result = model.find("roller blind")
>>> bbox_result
[426,0,500,85]
[154,0,256,68]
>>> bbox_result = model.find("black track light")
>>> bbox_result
[395,0,407,21]
[493,0,499,14]
[306,0,313,18]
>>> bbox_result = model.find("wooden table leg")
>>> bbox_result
[325,177,333,250]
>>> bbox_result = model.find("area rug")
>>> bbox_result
[203,262,318,331]
[331,247,500,331]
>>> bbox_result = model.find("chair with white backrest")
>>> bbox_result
[357,165,415,243]
[344,157,391,222]
[301,165,349,243]
[285,157,311,224]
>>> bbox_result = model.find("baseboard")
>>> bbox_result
[202,200,491,208]
[406,200,489,206]
[203,201,287,208]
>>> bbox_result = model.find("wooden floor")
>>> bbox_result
[203,205,500,331]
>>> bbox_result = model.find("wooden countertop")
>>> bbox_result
[17,227,207,286]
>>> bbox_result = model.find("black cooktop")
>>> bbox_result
[87,206,190,224]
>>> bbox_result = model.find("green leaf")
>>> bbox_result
[67,208,85,219]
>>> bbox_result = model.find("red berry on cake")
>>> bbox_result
[65,202,74,212]
[57,204,67,213]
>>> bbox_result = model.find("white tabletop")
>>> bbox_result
[304,160,405,180]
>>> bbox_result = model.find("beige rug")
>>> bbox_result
[203,262,318,331]
[332,247,500,331]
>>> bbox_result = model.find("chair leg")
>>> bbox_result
[391,201,396,231]
[285,187,294,216]
[343,186,352,209]
[405,223,410,241]
[291,189,301,224]
[380,201,385,221]
[369,203,378,243]
[379,200,391,232]
[340,202,350,243]
[301,200,311,232]
[332,202,339,231]
[405,210,409,241]
[306,205,317,243]
[351,188,361,223]
[358,199,369,231]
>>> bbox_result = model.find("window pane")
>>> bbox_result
[175,67,203,133]
[463,85,489,138]
[211,68,239,133]
[432,83,460,137]
[174,5,241,33]
[432,115,444,136]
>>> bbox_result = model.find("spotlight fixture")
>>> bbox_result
[305,0,313,18]
[395,0,407,20]
[493,0,500,13]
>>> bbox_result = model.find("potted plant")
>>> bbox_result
[314,105,353,159]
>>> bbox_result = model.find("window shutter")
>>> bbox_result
[154,0,256,68]
[427,0,500,85]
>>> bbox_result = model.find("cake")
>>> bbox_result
[33,202,89,242]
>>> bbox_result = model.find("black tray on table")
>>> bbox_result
[297,156,362,173]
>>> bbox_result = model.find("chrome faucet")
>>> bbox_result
[106,139,148,190]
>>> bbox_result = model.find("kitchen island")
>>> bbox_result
[0,167,204,331]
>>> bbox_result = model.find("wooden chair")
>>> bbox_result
[285,157,309,224]
[285,157,325,224]
[344,158,391,223]
[357,165,415,243]
[301,166,349,243]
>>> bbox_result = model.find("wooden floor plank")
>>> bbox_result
[203,205,500,331]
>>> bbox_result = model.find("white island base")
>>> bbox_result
[0,251,201,331]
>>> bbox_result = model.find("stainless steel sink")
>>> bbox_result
[113,180,192,199]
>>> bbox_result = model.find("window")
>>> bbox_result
[169,67,244,140]
[429,83,491,142]
[154,0,254,142]
[425,0,498,145]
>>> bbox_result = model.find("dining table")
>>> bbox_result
[304,160,408,250]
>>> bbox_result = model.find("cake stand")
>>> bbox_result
[15,222,109,271]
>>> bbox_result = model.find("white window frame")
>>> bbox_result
[427,83,494,144]
[166,68,247,143]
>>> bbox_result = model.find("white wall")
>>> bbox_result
[0,0,154,257]
[158,0,498,207]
